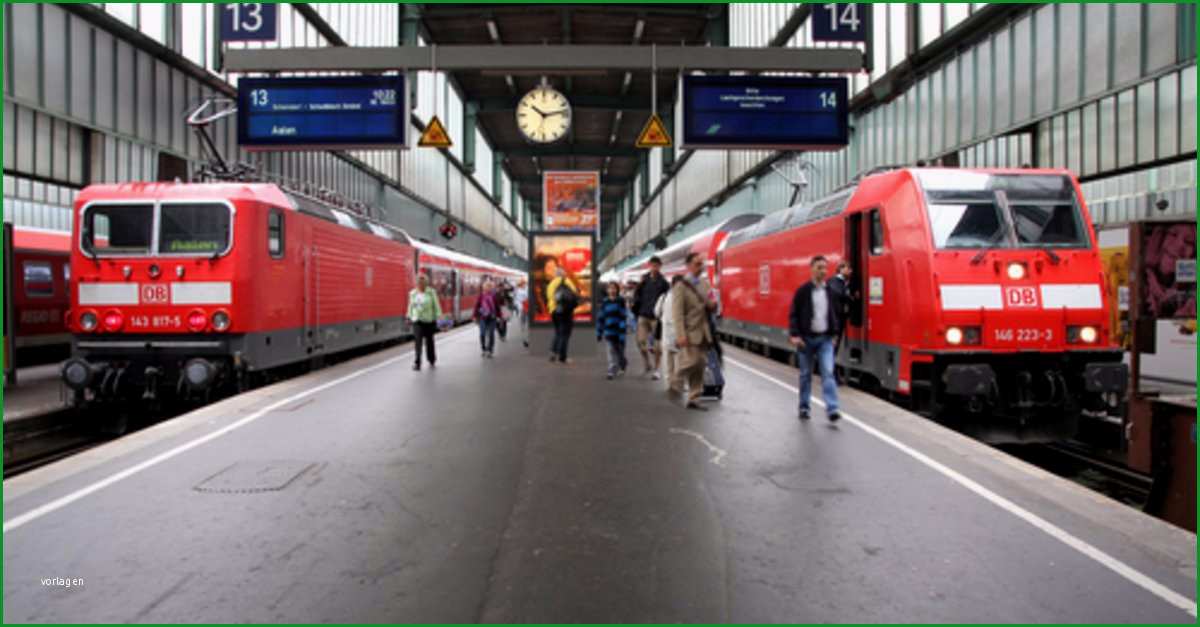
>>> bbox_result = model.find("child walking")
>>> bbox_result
[596,281,629,380]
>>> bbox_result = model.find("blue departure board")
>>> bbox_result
[237,76,408,150]
[681,76,849,150]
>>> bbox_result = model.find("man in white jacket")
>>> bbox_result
[654,276,682,388]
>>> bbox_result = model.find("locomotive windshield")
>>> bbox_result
[159,203,232,255]
[919,172,1088,250]
[81,204,153,256]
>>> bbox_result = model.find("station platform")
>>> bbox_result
[3,326,1195,622]
[4,364,68,423]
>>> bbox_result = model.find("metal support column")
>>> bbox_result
[463,100,478,174]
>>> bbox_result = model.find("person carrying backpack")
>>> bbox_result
[547,265,579,364]
[473,279,501,358]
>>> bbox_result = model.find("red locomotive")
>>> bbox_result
[61,182,523,405]
[715,168,1127,441]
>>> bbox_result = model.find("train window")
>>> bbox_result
[159,203,232,255]
[23,261,54,297]
[82,204,153,256]
[1009,202,1088,247]
[869,210,885,256]
[268,210,285,258]
[926,199,1006,249]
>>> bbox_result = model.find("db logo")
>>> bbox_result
[141,284,169,304]
[1003,286,1039,308]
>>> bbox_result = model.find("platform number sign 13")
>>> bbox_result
[219,3,277,42]
[812,4,869,43]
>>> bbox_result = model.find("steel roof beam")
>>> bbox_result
[224,45,864,73]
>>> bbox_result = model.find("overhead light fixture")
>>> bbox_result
[486,19,500,42]
[633,19,645,41]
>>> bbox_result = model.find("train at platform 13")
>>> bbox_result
[59,182,522,406]
[624,168,1128,441]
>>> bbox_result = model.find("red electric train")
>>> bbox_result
[620,214,765,286]
[61,182,523,405]
[715,167,1127,440]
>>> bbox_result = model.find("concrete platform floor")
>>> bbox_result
[3,325,1196,622]
[4,364,68,423]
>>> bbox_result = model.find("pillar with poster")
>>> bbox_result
[528,232,594,325]
[1124,219,1196,532]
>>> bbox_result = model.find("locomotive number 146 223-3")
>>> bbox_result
[993,328,1053,343]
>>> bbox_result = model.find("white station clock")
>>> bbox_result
[515,84,572,144]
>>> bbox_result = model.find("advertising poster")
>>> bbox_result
[1140,222,1196,320]
[543,171,600,232]
[1097,227,1132,350]
[530,233,593,324]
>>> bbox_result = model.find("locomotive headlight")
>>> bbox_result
[1079,325,1098,344]
[187,309,208,331]
[102,310,124,331]
[211,310,231,331]
[945,327,965,345]
[1006,262,1026,280]
[79,311,99,331]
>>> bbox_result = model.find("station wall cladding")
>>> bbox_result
[3,3,528,271]
[606,3,1195,269]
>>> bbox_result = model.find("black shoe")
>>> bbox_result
[429,361,436,369]
[686,402,709,412]
[798,409,810,420]
[606,373,614,380]
[828,412,841,423]
[549,355,558,363]
[413,363,421,371]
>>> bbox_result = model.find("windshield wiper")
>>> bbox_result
[970,230,1007,265]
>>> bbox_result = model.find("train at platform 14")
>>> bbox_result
[60,182,521,406]
[623,167,1129,442]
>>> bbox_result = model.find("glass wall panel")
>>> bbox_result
[1145,3,1178,73]
[1112,4,1142,87]
[1157,73,1179,159]
[919,4,941,48]
[1082,4,1109,97]
[993,29,1011,130]
[888,3,906,71]
[1033,6,1054,115]
[1099,96,1117,173]
[1012,16,1032,123]
[1182,65,1196,153]
[1116,89,1135,169]
[946,59,959,149]
[1065,109,1081,175]
[1081,102,1097,177]
[1136,82,1156,164]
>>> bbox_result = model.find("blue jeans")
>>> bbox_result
[604,337,628,376]
[479,317,496,353]
[796,334,839,414]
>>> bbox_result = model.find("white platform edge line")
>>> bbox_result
[725,357,1197,618]
[3,327,475,534]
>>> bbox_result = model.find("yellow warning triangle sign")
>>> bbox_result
[636,113,672,148]
[418,115,452,148]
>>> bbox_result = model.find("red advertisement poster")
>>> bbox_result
[543,171,600,232]
[530,233,593,323]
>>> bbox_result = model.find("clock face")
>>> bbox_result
[515,86,572,144]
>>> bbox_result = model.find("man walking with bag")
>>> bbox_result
[632,256,670,379]
[670,253,717,411]
[788,255,841,422]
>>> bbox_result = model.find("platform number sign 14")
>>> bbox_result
[812,3,869,43]
[219,3,277,43]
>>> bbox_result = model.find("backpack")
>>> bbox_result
[555,281,579,313]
